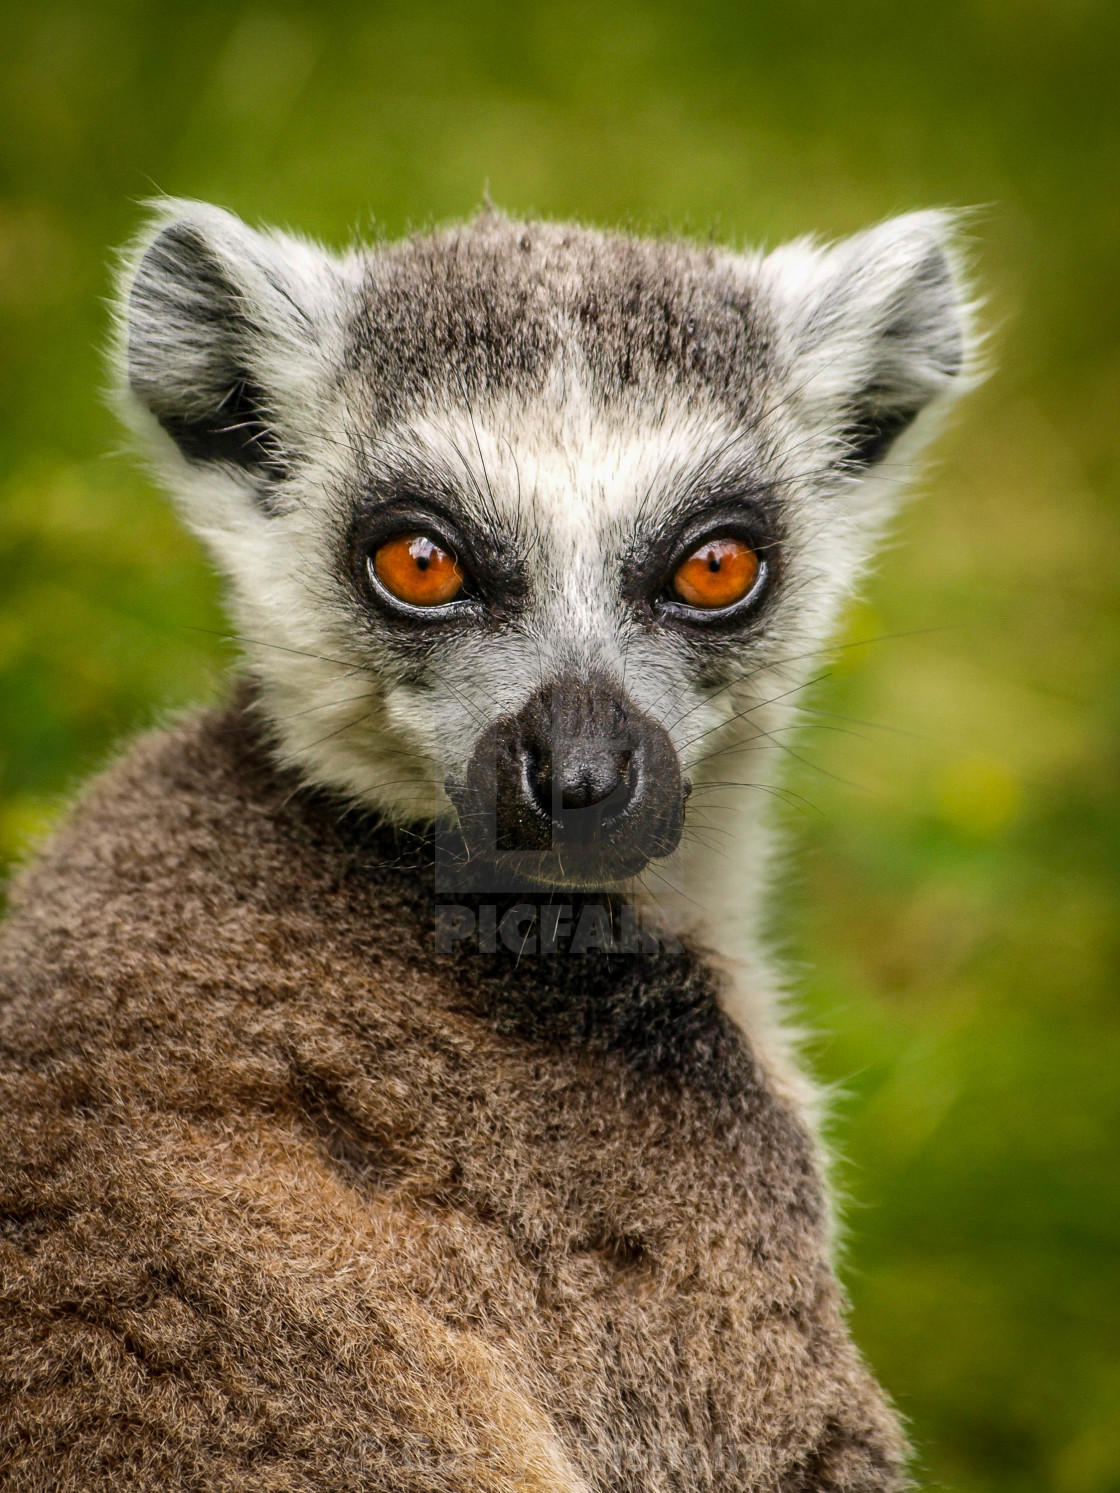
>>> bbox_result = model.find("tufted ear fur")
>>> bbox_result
[762,211,972,472]
[119,200,349,507]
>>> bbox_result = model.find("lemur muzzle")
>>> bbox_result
[449,672,685,885]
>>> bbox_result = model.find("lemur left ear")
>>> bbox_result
[762,211,972,471]
[118,199,347,504]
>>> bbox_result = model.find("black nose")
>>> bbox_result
[526,738,633,816]
[445,671,685,887]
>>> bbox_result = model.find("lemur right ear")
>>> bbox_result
[119,200,346,502]
[761,211,974,474]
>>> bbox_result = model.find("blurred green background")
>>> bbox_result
[1,1,1117,1487]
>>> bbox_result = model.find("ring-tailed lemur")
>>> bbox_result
[0,202,971,1492]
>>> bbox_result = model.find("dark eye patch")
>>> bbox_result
[344,468,529,630]
[621,486,782,632]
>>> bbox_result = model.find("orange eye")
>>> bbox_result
[373,533,464,607]
[671,536,761,610]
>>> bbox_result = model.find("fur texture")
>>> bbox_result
[0,696,905,1491]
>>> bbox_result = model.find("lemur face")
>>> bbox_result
[120,204,969,891]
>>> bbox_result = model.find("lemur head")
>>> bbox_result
[118,201,971,893]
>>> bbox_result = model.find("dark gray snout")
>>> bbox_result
[448,673,685,887]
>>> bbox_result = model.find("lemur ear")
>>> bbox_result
[763,211,972,471]
[120,200,345,499]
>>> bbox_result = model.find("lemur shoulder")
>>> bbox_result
[0,202,972,1491]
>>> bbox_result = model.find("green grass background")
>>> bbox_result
[1,2,1118,1487]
